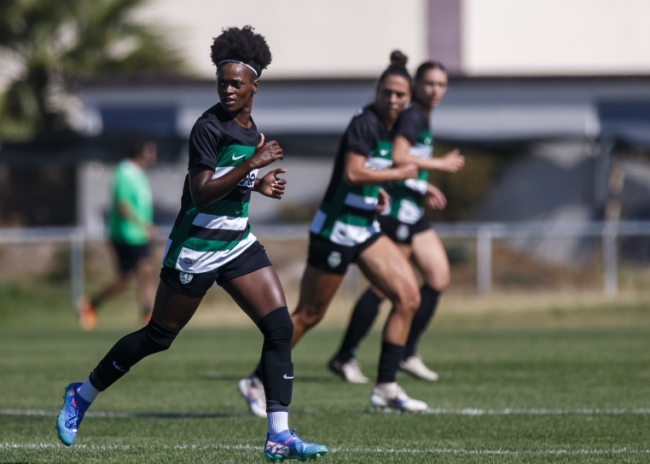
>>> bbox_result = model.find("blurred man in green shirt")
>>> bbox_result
[77,139,157,330]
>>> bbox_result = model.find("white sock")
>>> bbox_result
[267,411,289,435]
[76,378,100,403]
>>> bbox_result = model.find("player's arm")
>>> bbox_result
[393,135,464,173]
[254,168,287,199]
[190,133,283,209]
[424,183,447,210]
[345,151,417,185]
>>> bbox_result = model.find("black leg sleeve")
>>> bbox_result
[377,342,405,383]
[256,307,294,413]
[333,288,382,364]
[403,285,440,360]
[89,320,178,391]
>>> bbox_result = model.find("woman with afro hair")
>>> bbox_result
[56,26,327,462]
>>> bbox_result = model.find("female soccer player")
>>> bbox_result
[56,26,327,462]
[328,61,464,383]
[240,51,428,414]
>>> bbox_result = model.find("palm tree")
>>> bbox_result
[0,0,184,141]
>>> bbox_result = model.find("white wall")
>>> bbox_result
[462,0,650,75]
[137,0,428,78]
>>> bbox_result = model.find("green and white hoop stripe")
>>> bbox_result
[162,144,259,273]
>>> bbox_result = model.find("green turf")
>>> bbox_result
[1,311,650,464]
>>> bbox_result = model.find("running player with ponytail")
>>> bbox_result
[56,26,327,462]
[239,51,429,414]
[329,60,464,383]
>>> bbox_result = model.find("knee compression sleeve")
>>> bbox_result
[256,307,294,412]
[89,320,178,391]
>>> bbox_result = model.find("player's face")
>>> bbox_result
[415,68,448,109]
[142,142,157,167]
[217,63,258,113]
[376,75,411,124]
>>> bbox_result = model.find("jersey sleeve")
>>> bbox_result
[188,118,220,170]
[393,107,421,146]
[112,165,133,205]
[344,113,375,157]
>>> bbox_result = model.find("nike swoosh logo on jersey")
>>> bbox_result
[232,153,247,160]
[283,374,294,379]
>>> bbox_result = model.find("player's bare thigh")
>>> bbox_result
[411,229,450,291]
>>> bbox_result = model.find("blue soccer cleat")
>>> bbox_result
[264,429,328,462]
[56,382,89,446]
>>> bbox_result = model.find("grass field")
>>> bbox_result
[1,282,650,463]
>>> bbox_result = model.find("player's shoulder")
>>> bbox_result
[192,104,227,137]
[398,103,425,124]
[349,104,382,131]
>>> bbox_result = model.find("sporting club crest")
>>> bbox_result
[179,272,194,284]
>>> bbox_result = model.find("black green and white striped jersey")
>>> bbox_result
[162,103,259,273]
[310,105,393,246]
[385,104,433,224]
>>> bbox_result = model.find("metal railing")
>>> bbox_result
[0,221,647,303]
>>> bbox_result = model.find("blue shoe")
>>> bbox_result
[264,429,328,462]
[56,382,89,446]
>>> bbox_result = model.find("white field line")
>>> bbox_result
[1,442,650,456]
[3,407,650,418]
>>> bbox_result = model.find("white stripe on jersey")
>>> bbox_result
[344,193,379,211]
[192,213,248,231]
[212,166,234,178]
[173,233,257,273]
[409,144,433,159]
[397,199,424,224]
[212,167,259,188]
[329,220,380,247]
[404,178,428,195]
[364,158,393,170]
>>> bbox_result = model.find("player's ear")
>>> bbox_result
[251,79,259,95]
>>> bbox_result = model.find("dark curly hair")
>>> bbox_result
[377,50,412,91]
[210,26,272,77]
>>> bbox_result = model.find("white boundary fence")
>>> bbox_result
[1,221,649,304]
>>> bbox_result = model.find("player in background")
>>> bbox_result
[56,26,327,462]
[239,51,428,415]
[329,61,464,383]
[77,138,157,330]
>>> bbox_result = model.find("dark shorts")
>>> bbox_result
[378,215,431,245]
[111,241,151,275]
[307,232,383,275]
[159,240,272,297]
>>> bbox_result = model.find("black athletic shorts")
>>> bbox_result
[378,215,430,245]
[307,232,383,275]
[159,240,272,297]
[111,241,151,275]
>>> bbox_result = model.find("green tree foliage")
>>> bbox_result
[0,0,184,140]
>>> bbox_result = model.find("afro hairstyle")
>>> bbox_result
[211,26,272,78]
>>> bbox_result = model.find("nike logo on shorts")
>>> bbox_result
[283,374,294,380]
